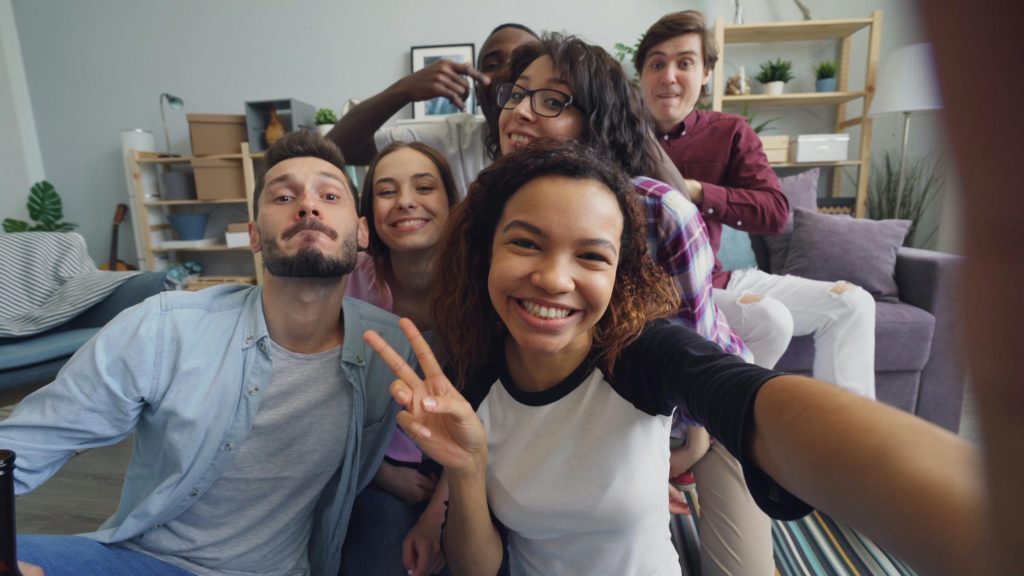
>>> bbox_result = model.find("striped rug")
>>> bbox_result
[772,511,917,575]
[674,481,917,575]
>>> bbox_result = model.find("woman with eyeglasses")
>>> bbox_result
[484,33,772,575]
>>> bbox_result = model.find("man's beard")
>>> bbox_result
[259,222,357,278]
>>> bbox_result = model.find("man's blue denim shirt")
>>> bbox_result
[0,285,415,576]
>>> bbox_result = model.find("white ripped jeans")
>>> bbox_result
[715,268,876,399]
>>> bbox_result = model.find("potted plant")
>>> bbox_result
[314,107,338,136]
[867,150,946,248]
[756,58,794,95]
[814,61,837,92]
[2,181,77,233]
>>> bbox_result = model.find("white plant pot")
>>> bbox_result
[761,81,785,95]
[316,124,333,136]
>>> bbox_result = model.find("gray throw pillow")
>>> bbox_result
[781,208,911,302]
[758,168,819,272]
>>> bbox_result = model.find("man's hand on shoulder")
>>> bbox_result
[394,59,489,111]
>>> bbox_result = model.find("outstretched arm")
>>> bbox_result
[750,375,982,576]
[328,60,489,165]
[363,318,504,575]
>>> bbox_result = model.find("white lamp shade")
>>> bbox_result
[871,43,943,116]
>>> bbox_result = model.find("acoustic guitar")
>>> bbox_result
[99,203,136,271]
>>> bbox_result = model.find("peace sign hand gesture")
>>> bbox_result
[363,318,487,475]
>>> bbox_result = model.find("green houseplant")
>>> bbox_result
[867,150,945,248]
[814,60,837,92]
[755,58,794,95]
[3,181,78,233]
[314,107,338,136]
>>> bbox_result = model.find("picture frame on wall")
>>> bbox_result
[410,43,476,119]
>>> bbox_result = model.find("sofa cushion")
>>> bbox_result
[752,168,819,273]
[0,328,99,371]
[782,208,911,302]
[718,225,757,271]
[774,301,934,374]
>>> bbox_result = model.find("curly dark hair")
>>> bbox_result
[359,141,459,290]
[253,130,355,218]
[433,139,678,388]
[484,33,662,177]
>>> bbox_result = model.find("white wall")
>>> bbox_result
[0,0,44,227]
[8,0,959,263]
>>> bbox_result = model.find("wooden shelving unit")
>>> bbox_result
[127,143,265,284]
[711,11,882,217]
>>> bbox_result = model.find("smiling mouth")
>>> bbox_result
[391,218,429,231]
[518,299,574,320]
[508,133,531,145]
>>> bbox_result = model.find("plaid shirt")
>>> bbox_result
[633,176,752,363]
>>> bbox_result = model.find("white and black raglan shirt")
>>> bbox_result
[459,320,811,576]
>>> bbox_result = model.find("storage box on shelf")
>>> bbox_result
[187,114,248,156]
[127,143,265,286]
[759,135,790,163]
[712,12,882,216]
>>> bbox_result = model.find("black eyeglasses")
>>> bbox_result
[495,82,578,118]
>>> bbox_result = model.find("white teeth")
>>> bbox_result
[394,219,426,230]
[520,299,571,319]
[509,134,529,144]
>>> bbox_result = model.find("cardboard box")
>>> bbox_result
[226,222,249,233]
[790,134,850,163]
[192,157,246,200]
[245,99,315,152]
[759,135,790,163]
[187,114,247,156]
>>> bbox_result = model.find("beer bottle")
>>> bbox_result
[0,450,23,576]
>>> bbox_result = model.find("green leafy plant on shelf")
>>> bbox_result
[756,58,795,84]
[3,181,78,233]
[314,107,338,125]
[814,60,837,80]
[867,150,946,248]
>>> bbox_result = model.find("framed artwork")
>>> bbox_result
[410,43,476,119]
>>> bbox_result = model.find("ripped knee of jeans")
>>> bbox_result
[828,280,858,296]
[736,292,765,305]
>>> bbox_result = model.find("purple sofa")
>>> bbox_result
[750,238,967,433]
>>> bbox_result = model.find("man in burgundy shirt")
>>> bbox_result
[636,10,876,400]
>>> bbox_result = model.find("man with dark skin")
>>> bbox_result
[328,24,538,167]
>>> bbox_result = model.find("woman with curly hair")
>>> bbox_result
[362,141,976,576]
[488,33,773,574]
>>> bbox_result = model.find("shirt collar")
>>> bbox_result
[658,108,703,141]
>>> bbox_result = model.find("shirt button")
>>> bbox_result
[248,387,259,396]
[190,488,200,497]
[224,442,234,451]
[707,208,715,215]
[245,336,253,345]
[736,220,743,227]
[355,354,364,364]
[259,341,268,352]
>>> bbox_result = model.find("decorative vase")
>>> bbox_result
[762,81,785,95]
[265,108,285,147]
[816,77,837,92]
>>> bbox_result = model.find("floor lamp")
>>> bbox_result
[870,43,942,217]
[159,93,185,155]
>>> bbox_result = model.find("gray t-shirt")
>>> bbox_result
[126,339,352,576]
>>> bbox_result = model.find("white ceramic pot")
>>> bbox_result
[761,81,785,95]
[316,124,333,136]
